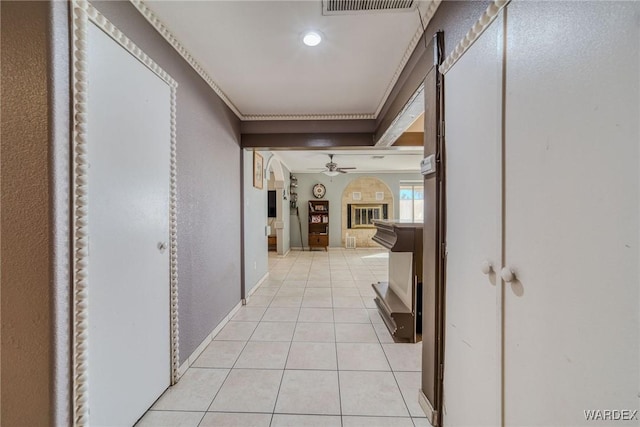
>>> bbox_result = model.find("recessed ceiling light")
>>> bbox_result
[302,31,322,47]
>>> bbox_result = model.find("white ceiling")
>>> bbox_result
[144,0,432,118]
[273,148,423,174]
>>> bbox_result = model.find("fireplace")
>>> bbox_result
[347,203,388,229]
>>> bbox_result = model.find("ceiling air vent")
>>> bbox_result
[322,0,417,15]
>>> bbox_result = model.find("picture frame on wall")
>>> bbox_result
[253,151,263,189]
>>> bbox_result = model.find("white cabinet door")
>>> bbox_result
[87,22,172,426]
[503,2,640,425]
[443,12,504,426]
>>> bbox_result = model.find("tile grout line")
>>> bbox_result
[194,410,207,427]
[337,250,352,427]
[151,250,395,426]
[187,366,418,372]
[268,287,302,426]
[368,251,414,420]
[200,345,247,414]
[271,260,294,425]
[335,304,345,425]
[378,317,415,420]
[201,301,267,418]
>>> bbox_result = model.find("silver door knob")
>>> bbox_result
[157,242,167,253]
[481,260,493,275]
[500,267,516,283]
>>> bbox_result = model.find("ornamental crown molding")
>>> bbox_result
[129,0,242,117]
[439,0,510,75]
[129,0,440,121]
[373,0,441,117]
[243,113,376,121]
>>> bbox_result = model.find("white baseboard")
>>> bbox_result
[418,389,437,427]
[289,246,342,251]
[245,271,269,302]
[175,270,278,379]
[177,300,243,377]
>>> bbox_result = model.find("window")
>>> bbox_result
[399,183,424,222]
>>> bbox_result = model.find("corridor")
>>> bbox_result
[137,249,426,427]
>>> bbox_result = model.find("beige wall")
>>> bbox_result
[340,177,394,247]
[1,2,53,425]
[289,172,422,248]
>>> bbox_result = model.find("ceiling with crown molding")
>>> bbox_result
[273,148,423,174]
[143,0,433,119]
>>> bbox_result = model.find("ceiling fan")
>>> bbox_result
[311,154,356,176]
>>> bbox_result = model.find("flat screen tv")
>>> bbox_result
[268,190,277,218]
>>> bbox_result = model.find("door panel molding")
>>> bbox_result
[70,2,179,425]
[440,10,504,426]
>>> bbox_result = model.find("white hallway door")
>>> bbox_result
[442,2,639,425]
[443,11,503,427]
[502,2,639,424]
[87,23,172,426]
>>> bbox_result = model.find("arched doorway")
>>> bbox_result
[265,156,287,255]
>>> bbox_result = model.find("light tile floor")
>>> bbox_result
[138,249,427,427]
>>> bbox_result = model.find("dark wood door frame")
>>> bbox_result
[420,31,446,427]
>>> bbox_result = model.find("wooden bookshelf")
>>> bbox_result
[308,200,329,251]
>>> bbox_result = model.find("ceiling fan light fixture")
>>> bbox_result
[302,31,322,47]
[323,170,340,177]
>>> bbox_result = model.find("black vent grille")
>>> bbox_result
[323,0,417,15]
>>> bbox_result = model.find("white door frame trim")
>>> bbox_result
[265,155,287,255]
[70,2,179,425]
